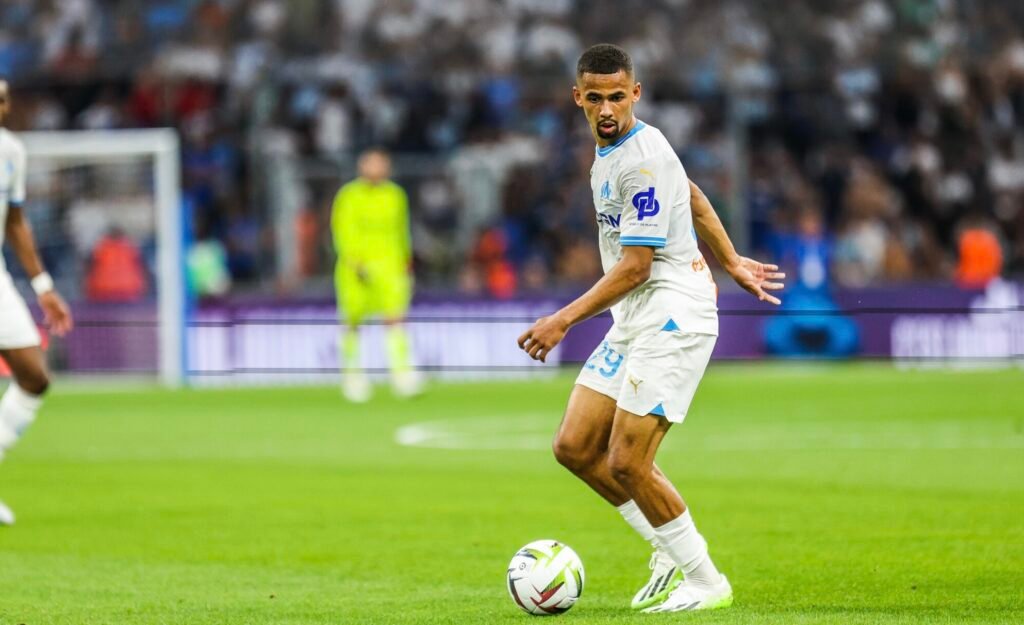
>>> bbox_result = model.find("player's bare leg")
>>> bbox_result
[0,346,50,526]
[607,407,732,611]
[554,385,681,504]
[552,385,628,504]
[606,408,681,524]
[552,384,685,608]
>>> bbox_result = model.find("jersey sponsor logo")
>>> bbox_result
[600,180,611,200]
[632,187,660,221]
[597,212,621,229]
[627,374,643,395]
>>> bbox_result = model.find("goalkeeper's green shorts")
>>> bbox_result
[335,264,412,325]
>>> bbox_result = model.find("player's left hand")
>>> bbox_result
[518,314,570,363]
[38,291,73,337]
[726,257,786,306]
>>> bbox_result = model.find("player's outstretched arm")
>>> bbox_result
[689,181,785,305]
[518,246,654,362]
[5,206,73,336]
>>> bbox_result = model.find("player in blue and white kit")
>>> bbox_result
[0,79,73,525]
[519,45,785,612]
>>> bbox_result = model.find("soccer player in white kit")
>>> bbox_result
[518,45,785,612]
[0,79,73,525]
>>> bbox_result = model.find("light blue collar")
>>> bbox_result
[596,120,646,158]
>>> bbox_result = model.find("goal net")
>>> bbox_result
[11,130,184,386]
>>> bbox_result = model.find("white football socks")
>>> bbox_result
[0,384,42,452]
[653,509,723,588]
[0,422,15,453]
[617,499,658,548]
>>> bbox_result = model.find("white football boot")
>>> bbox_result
[0,500,15,526]
[631,550,683,609]
[342,374,372,403]
[642,575,733,613]
[391,370,424,398]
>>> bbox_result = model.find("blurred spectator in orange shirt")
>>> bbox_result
[85,227,148,302]
[472,228,517,300]
[295,206,321,278]
[955,219,1004,289]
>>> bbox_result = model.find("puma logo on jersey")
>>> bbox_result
[628,375,643,395]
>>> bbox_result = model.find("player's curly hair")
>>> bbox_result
[576,44,633,78]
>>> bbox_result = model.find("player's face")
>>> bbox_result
[358,152,391,184]
[573,70,641,145]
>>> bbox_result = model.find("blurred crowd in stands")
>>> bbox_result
[2,0,1023,300]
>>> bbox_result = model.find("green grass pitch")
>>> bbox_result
[0,364,1022,624]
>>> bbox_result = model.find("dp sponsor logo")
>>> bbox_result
[632,187,660,221]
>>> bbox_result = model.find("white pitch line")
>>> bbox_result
[394,416,555,451]
[394,416,1024,452]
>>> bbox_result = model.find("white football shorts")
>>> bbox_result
[575,329,716,423]
[0,272,41,349]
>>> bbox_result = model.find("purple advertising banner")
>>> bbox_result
[559,281,1023,363]
[57,302,159,373]
[55,281,1023,379]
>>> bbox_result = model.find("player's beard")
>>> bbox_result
[596,119,619,141]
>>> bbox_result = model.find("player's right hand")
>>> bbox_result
[38,290,73,337]
[518,313,570,363]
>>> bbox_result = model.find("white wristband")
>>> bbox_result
[31,272,54,296]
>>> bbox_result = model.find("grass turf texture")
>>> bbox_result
[0,364,1022,625]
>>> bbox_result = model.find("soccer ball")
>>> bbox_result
[506,539,585,616]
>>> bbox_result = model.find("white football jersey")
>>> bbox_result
[0,128,27,275]
[590,120,718,340]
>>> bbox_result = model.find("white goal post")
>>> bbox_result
[21,129,184,387]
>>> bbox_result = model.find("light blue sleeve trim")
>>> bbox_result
[620,235,666,248]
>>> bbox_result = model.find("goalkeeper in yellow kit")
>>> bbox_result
[332,148,421,401]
